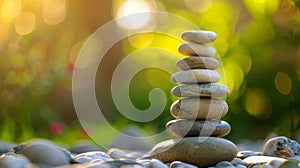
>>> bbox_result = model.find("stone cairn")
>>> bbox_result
[150,30,238,167]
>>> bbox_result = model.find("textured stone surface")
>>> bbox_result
[150,137,238,167]
[181,30,217,44]
[172,84,229,98]
[178,43,216,57]
[171,70,220,84]
[13,140,71,166]
[166,119,231,137]
[170,161,198,168]
[176,56,219,70]
[170,98,228,119]
[241,156,287,166]
[262,136,300,161]
[73,151,111,163]
[215,161,234,168]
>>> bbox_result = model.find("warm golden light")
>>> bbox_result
[275,72,292,95]
[1,0,22,22]
[128,33,154,49]
[116,0,151,30]
[245,88,272,119]
[15,11,36,35]
[42,0,66,25]
[184,0,212,13]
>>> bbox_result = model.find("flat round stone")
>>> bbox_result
[170,98,228,119]
[150,137,238,167]
[178,43,216,57]
[176,56,219,70]
[166,119,231,137]
[172,84,229,98]
[182,30,217,44]
[171,70,220,84]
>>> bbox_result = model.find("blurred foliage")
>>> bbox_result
[0,0,300,144]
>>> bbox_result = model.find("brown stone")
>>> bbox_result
[171,70,220,84]
[170,98,228,119]
[171,84,229,98]
[176,56,219,70]
[150,137,238,167]
[181,30,217,44]
[178,43,216,57]
[166,119,231,137]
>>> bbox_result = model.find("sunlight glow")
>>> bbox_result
[15,11,36,35]
[116,0,151,30]
[275,72,292,95]
[245,88,272,119]
[1,0,22,22]
[42,0,66,25]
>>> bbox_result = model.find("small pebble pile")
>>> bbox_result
[150,30,238,167]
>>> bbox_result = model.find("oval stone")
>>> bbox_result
[172,84,229,98]
[171,70,220,84]
[170,98,228,119]
[182,30,217,44]
[176,56,219,70]
[178,43,216,57]
[166,119,231,137]
[150,137,238,167]
[14,140,71,166]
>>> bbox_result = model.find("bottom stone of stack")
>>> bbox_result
[150,137,238,167]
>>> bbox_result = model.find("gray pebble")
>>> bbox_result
[14,140,71,166]
[171,69,220,84]
[149,159,168,168]
[172,84,229,98]
[178,43,216,57]
[73,151,111,163]
[237,150,261,159]
[262,136,300,161]
[230,158,242,165]
[166,119,231,137]
[0,142,16,155]
[170,161,198,168]
[0,153,30,168]
[235,164,247,168]
[182,30,217,44]
[215,161,234,168]
[107,148,128,159]
[176,56,219,70]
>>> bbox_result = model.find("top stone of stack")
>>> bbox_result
[181,30,217,44]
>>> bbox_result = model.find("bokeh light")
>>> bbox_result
[115,0,152,30]
[15,11,36,35]
[42,0,66,25]
[1,0,21,22]
[275,72,292,95]
[244,88,272,119]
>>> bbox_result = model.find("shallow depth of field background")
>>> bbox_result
[0,0,300,145]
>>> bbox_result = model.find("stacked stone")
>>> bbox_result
[150,30,238,167]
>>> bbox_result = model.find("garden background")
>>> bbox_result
[0,0,300,146]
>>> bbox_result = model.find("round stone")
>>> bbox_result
[181,30,217,44]
[176,56,219,70]
[178,43,216,57]
[170,161,197,168]
[262,136,300,160]
[170,98,228,119]
[215,161,234,168]
[73,151,111,164]
[171,70,220,84]
[171,84,229,98]
[14,140,71,166]
[241,156,287,167]
[166,119,231,137]
[150,137,238,167]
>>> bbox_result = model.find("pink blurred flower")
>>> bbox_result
[50,122,64,135]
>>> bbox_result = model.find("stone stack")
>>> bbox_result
[150,30,238,167]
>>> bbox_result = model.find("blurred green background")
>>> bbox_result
[0,0,300,145]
